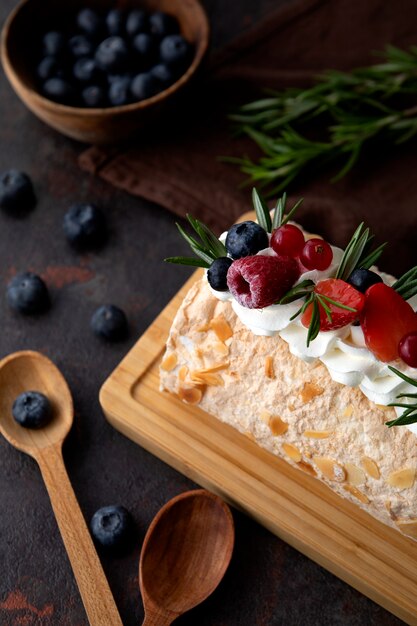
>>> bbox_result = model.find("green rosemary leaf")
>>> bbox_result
[187,215,227,258]
[359,241,387,269]
[317,294,333,321]
[175,223,215,265]
[279,279,315,304]
[281,198,304,226]
[392,266,417,299]
[252,188,272,232]
[386,412,417,427]
[396,392,417,398]
[388,366,417,387]
[307,297,321,346]
[319,294,357,312]
[336,223,366,280]
[271,192,286,230]
[164,256,210,268]
[289,293,313,321]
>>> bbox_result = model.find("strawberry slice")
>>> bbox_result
[361,283,417,362]
[301,278,365,331]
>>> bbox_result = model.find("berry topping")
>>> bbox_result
[68,34,94,59]
[126,9,148,38]
[73,58,102,84]
[347,268,383,293]
[82,85,107,108]
[42,31,66,57]
[95,37,130,73]
[106,9,125,37]
[131,73,159,100]
[132,33,156,65]
[207,257,233,291]
[227,255,299,309]
[37,57,64,81]
[91,305,128,341]
[108,76,132,106]
[301,279,365,331]
[43,78,76,105]
[225,221,269,259]
[150,63,175,89]
[361,283,417,362]
[160,34,191,69]
[12,391,52,429]
[63,203,107,249]
[300,238,333,271]
[399,332,417,368]
[90,505,135,553]
[76,8,103,40]
[7,272,50,315]
[149,12,179,38]
[0,169,36,213]
[270,224,305,257]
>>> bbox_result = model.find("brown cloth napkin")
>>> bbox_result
[79,0,417,275]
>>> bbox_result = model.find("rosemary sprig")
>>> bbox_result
[227,45,417,195]
[252,188,304,233]
[165,215,226,268]
[278,279,315,304]
[392,266,417,300]
[386,366,417,427]
[335,222,386,280]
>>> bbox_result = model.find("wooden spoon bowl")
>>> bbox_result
[140,489,234,625]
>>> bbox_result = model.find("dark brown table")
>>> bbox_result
[0,1,405,624]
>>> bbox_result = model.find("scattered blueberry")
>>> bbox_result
[226,221,269,259]
[0,169,36,212]
[347,268,383,293]
[7,272,50,315]
[82,85,106,108]
[63,203,107,249]
[37,57,64,81]
[90,505,135,553]
[42,31,66,57]
[95,36,130,73]
[12,391,52,429]
[132,33,155,65]
[106,9,125,36]
[160,34,191,68]
[131,73,159,100]
[149,11,179,38]
[73,58,102,84]
[207,257,233,291]
[150,63,176,89]
[108,76,132,106]
[126,9,148,38]
[68,34,94,58]
[76,8,103,40]
[43,78,76,105]
[91,305,128,341]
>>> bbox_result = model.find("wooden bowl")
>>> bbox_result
[1,0,209,144]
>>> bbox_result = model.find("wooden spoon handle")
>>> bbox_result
[37,446,123,626]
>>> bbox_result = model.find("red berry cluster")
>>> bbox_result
[270,224,333,271]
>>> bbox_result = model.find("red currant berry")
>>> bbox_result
[270,224,305,257]
[399,332,417,368]
[300,238,333,271]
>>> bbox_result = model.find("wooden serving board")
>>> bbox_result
[100,270,417,625]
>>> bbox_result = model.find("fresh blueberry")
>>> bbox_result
[131,73,159,100]
[106,9,125,36]
[63,203,107,249]
[226,221,269,259]
[95,37,130,73]
[150,63,176,89]
[207,257,233,291]
[7,272,50,314]
[73,58,102,83]
[43,78,76,105]
[12,391,52,429]
[90,505,135,552]
[37,57,65,81]
[108,76,132,106]
[91,305,128,341]
[82,85,107,108]
[68,34,94,59]
[132,33,156,65]
[149,11,179,38]
[126,9,148,37]
[347,268,383,293]
[42,31,66,57]
[160,34,192,68]
[76,8,103,40]
[0,170,36,212]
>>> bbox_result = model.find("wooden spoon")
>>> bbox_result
[0,350,123,626]
[139,489,234,626]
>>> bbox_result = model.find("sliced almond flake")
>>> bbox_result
[213,342,229,356]
[386,468,416,490]
[361,456,380,480]
[282,443,302,462]
[190,372,224,386]
[300,382,324,404]
[260,410,271,425]
[303,430,333,439]
[269,415,288,436]
[194,347,205,360]
[160,352,178,372]
[343,484,369,504]
[178,387,203,405]
[209,316,233,342]
[344,463,365,486]
[195,323,210,333]
[376,404,390,411]
[194,362,230,374]
[297,461,317,476]
[264,356,275,379]
[395,518,417,539]
[313,456,346,482]
[341,405,353,419]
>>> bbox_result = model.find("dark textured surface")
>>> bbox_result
[0,1,404,625]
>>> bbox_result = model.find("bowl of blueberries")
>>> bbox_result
[1,0,209,144]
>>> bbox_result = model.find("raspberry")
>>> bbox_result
[227,255,299,309]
